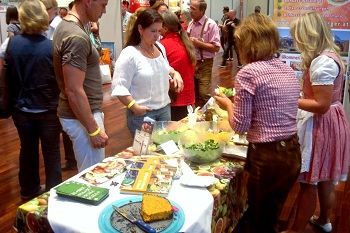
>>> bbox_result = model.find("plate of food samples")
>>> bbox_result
[98,194,185,233]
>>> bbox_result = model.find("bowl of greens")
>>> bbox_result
[151,121,188,144]
[193,121,234,143]
[180,138,225,164]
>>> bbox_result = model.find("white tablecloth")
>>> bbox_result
[47,160,213,233]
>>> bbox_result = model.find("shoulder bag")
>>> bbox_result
[154,43,178,103]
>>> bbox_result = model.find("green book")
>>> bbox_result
[55,181,109,205]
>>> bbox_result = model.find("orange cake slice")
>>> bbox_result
[141,193,173,222]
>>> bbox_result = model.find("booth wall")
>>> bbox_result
[99,0,122,61]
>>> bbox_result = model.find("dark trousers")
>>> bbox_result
[233,40,241,66]
[220,35,225,50]
[12,109,62,196]
[221,40,234,65]
[171,105,189,121]
[62,130,76,166]
[233,134,301,233]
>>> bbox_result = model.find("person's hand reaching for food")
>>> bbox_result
[214,93,234,113]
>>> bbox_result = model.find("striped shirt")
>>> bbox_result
[230,58,300,143]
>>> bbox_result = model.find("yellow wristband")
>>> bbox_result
[89,127,101,137]
[127,100,136,109]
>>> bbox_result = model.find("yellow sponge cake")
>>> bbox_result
[141,193,173,222]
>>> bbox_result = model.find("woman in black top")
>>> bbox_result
[6,0,62,200]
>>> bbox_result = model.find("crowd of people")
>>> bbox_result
[1,1,350,233]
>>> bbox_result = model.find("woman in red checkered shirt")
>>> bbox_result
[215,13,301,233]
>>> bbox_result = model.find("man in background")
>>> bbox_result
[59,7,68,18]
[255,5,261,13]
[218,6,229,50]
[122,0,129,9]
[188,0,220,107]
[219,10,241,69]
[53,0,109,172]
[122,3,131,31]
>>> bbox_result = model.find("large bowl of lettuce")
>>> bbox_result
[181,139,225,164]
[151,121,188,144]
[193,121,234,143]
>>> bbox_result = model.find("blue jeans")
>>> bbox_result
[126,104,171,138]
[12,109,62,196]
[60,112,105,172]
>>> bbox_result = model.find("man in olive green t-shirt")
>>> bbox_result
[52,0,109,172]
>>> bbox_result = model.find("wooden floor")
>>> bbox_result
[0,52,349,233]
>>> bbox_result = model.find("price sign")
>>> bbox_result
[132,129,151,155]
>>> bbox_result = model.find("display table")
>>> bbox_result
[14,159,214,233]
[14,157,247,233]
[14,116,248,233]
[14,191,52,233]
[184,157,247,233]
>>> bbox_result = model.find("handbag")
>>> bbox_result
[154,43,178,103]
[0,38,12,118]
[99,62,112,84]
[168,77,178,103]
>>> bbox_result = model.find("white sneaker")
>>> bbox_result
[309,216,332,232]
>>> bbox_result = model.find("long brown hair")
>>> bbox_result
[125,8,163,47]
[161,11,196,65]
[6,6,19,25]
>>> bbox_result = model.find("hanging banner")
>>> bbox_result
[274,0,350,53]
[273,0,350,30]
[129,0,150,13]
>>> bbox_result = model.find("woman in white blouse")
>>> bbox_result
[111,8,183,138]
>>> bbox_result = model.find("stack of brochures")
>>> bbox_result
[120,157,178,196]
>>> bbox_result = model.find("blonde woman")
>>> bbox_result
[282,12,350,233]
[160,11,196,120]
[124,7,146,46]
[7,0,62,200]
